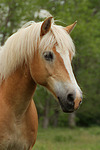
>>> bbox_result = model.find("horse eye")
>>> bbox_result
[43,51,54,61]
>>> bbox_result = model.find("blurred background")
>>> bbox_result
[0,0,100,149]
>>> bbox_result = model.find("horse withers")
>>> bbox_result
[0,17,82,150]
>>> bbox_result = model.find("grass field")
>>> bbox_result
[33,127,100,150]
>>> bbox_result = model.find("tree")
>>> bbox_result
[0,0,100,127]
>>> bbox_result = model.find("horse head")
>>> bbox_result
[29,17,82,113]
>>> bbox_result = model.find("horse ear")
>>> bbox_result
[41,17,53,36]
[64,21,77,34]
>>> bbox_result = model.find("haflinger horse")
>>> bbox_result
[0,17,82,150]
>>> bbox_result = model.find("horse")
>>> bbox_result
[0,17,82,150]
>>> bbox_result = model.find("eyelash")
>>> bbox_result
[43,51,54,61]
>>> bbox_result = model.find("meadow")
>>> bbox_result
[33,127,100,150]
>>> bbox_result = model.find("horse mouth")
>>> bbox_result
[57,97,74,113]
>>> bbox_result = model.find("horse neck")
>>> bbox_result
[0,64,36,117]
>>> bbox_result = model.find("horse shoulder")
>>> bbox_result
[0,96,38,150]
[24,99,38,147]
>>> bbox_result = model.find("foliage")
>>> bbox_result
[0,0,100,127]
[33,127,100,150]
[34,0,100,126]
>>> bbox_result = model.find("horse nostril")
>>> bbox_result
[67,93,74,102]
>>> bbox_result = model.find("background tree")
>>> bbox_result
[0,0,100,127]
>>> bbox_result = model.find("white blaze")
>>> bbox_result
[56,47,81,91]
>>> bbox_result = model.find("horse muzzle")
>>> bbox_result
[57,91,83,113]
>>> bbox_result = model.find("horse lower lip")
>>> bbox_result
[62,107,74,113]
[62,106,74,113]
[57,97,74,113]
[79,101,82,105]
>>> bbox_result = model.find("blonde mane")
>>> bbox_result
[0,20,75,83]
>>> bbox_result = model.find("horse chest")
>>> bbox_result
[0,122,31,150]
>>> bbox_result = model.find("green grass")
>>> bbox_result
[33,127,100,150]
